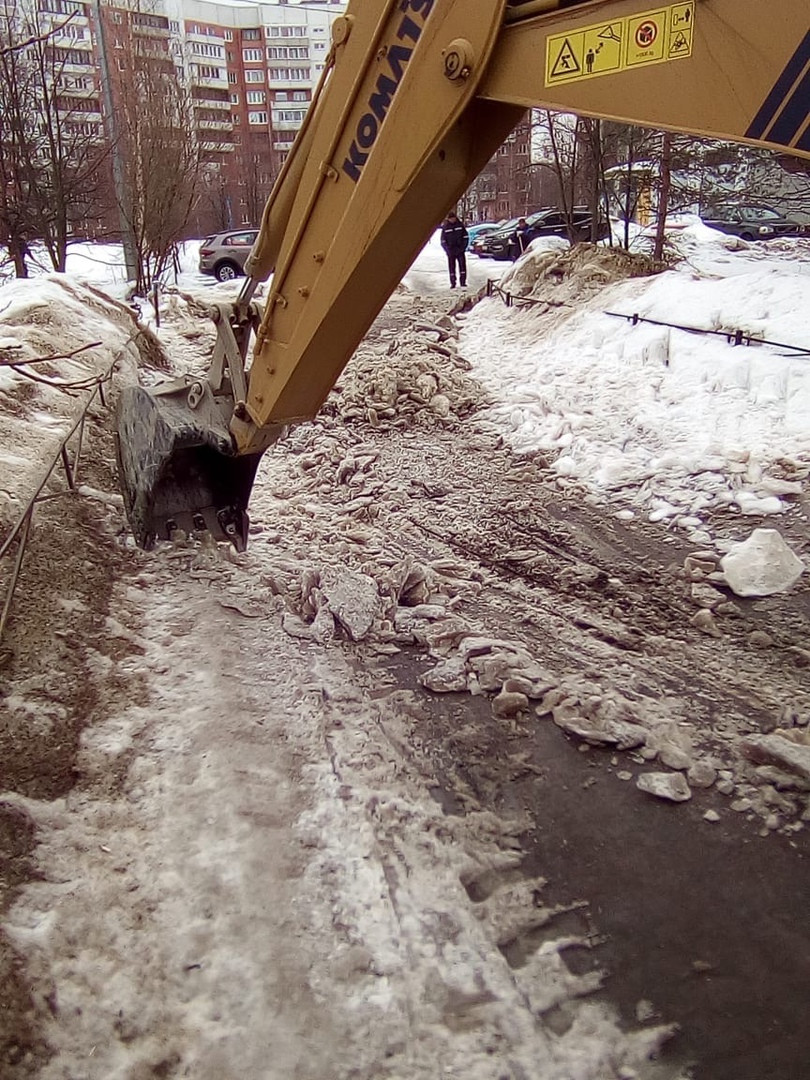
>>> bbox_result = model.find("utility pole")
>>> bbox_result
[91,0,138,283]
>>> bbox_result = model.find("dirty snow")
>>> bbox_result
[1,220,809,1078]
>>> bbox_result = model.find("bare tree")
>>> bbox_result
[0,0,112,275]
[534,111,590,239]
[0,0,42,276]
[110,4,203,294]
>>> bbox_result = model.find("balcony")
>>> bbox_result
[132,23,171,40]
[60,107,102,123]
[267,77,313,90]
[193,96,231,110]
[198,118,233,131]
[58,57,96,73]
[39,9,89,27]
[201,141,234,153]
[52,33,93,51]
[270,119,301,131]
[191,72,229,90]
[53,80,97,98]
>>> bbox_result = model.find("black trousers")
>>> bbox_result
[446,250,466,284]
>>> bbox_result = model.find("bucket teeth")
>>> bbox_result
[115,383,263,551]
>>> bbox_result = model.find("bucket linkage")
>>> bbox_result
[116,298,282,552]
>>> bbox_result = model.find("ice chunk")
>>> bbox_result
[636,772,692,802]
[720,528,805,597]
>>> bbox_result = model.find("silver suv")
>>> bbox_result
[198,228,259,282]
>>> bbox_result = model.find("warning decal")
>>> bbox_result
[549,38,581,79]
[545,0,694,86]
[627,10,666,67]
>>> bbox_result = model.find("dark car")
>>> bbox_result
[471,218,522,258]
[475,208,607,260]
[198,228,259,281]
[701,204,808,242]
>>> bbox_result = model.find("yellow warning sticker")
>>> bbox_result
[667,2,694,59]
[545,0,694,86]
[626,9,667,67]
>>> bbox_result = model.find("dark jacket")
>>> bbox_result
[441,218,468,255]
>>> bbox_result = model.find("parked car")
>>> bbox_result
[476,207,607,260]
[198,228,259,281]
[470,218,522,258]
[466,222,499,244]
[701,204,808,241]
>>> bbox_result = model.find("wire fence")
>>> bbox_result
[0,347,127,646]
[486,279,810,356]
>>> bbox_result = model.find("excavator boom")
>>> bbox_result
[116,0,810,546]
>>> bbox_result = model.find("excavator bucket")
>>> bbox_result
[115,381,263,551]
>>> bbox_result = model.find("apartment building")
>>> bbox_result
[162,0,345,233]
[16,0,537,241]
[18,0,345,238]
[463,118,533,223]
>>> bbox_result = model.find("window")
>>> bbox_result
[56,47,93,65]
[60,73,94,91]
[224,29,233,41]
[246,90,265,104]
[191,42,223,58]
[67,120,99,136]
[268,67,309,82]
[242,28,260,40]
[228,71,237,83]
[292,90,308,101]
[196,64,224,80]
[248,111,267,125]
[275,91,288,101]
[267,45,309,59]
[244,69,264,82]
[268,25,306,37]
[224,231,259,246]
[274,109,305,122]
[170,20,180,32]
[133,12,167,29]
[40,0,85,12]
[112,10,122,23]
[243,48,262,62]
[230,92,239,103]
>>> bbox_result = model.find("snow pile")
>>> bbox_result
[461,240,810,542]
[0,276,159,527]
[500,242,661,305]
[322,302,488,431]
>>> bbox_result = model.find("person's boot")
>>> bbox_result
[450,279,456,288]
[460,276,466,288]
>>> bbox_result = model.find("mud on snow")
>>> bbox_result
[0,273,808,1080]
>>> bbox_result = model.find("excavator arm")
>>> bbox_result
[116,0,810,548]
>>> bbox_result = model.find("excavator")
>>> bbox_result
[116,0,810,550]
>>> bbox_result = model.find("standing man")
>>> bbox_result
[511,217,531,260]
[440,211,469,288]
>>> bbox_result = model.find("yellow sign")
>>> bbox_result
[545,0,694,85]
[626,9,667,67]
[667,2,694,58]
